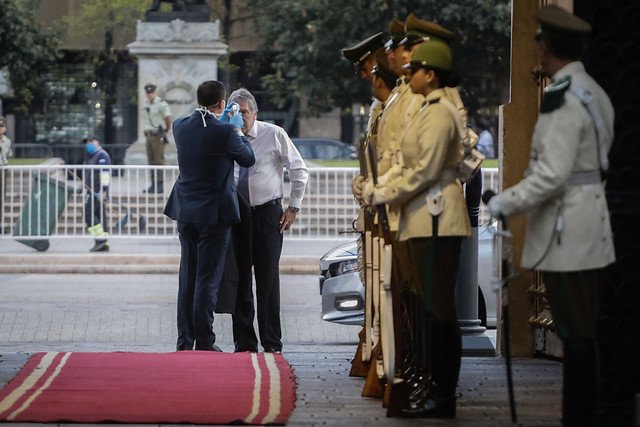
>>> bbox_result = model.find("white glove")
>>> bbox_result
[351,174,365,203]
[487,196,503,219]
[362,180,375,206]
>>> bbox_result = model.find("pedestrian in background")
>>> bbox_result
[163,80,254,352]
[0,116,13,232]
[487,5,615,426]
[228,88,308,354]
[82,135,111,252]
[475,121,496,159]
[143,83,172,194]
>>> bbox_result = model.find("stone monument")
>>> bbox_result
[126,2,227,164]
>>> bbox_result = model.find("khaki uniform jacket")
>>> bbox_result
[376,88,471,241]
[497,62,615,271]
[376,77,424,232]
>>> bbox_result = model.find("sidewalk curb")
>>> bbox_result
[0,255,319,275]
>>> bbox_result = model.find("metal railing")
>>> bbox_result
[0,165,498,240]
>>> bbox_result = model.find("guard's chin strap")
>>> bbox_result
[195,106,219,127]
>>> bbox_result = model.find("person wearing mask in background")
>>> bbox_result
[0,116,13,232]
[163,80,254,352]
[227,88,308,354]
[82,135,111,252]
[487,6,615,426]
[143,83,173,194]
[475,121,496,159]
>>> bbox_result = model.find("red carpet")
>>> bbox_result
[0,351,296,425]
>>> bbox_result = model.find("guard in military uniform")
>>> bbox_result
[143,83,173,194]
[487,5,615,426]
[366,38,471,419]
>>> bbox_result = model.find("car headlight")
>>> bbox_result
[334,294,364,311]
[336,259,359,276]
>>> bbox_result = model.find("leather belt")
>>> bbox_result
[252,198,282,210]
[568,170,601,185]
[144,130,161,136]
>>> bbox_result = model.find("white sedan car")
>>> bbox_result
[319,225,497,328]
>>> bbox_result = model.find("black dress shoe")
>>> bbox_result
[234,346,258,353]
[263,347,282,353]
[400,395,456,419]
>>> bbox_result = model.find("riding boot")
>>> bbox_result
[562,338,598,427]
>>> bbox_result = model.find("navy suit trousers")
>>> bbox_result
[176,221,230,351]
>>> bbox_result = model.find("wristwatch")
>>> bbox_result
[289,206,300,213]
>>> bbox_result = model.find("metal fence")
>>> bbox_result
[0,164,498,240]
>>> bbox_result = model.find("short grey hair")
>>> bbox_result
[228,88,259,113]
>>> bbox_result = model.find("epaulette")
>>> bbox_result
[540,76,571,113]
[422,97,440,108]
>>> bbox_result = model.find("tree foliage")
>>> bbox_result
[0,0,60,113]
[62,0,147,49]
[246,0,511,121]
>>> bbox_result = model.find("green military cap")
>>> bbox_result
[384,18,405,50]
[341,32,385,65]
[372,49,399,82]
[400,13,454,46]
[144,83,157,93]
[536,4,591,41]
[402,38,452,72]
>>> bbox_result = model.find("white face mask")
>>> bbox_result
[195,106,215,127]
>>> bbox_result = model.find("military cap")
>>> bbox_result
[372,49,399,82]
[536,5,592,38]
[144,83,157,93]
[402,38,452,72]
[341,32,385,65]
[401,13,454,46]
[385,18,405,50]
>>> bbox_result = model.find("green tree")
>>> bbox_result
[63,0,147,145]
[246,0,510,127]
[0,0,60,113]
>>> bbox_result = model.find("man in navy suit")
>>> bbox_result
[164,80,255,351]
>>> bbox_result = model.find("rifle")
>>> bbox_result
[349,134,373,378]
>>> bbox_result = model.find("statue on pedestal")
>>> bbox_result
[146,0,210,22]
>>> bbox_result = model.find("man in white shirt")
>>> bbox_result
[227,88,308,353]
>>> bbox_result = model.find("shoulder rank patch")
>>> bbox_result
[540,76,571,113]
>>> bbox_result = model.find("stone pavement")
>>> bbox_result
[0,272,563,426]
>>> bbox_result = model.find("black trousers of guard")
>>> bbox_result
[232,198,284,352]
[543,269,602,427]
[176,221,230,351]
[407,236,463,397]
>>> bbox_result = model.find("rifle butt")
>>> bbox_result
[349,329,369,377]
[361,345,385,398]
[385,379,409,417]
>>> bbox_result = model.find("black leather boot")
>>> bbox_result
[400,380,456,418]
[562,338,598,426]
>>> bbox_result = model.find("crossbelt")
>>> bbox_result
[568,170,601,186]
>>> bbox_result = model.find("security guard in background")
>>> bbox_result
[487,5,615,426]
[143,83,173,194]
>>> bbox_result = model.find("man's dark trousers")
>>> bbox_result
[176,221,230,351]
[232,198,284,352]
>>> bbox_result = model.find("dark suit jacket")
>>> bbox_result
[163,111,255,224]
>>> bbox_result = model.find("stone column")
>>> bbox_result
[126,19,228,165]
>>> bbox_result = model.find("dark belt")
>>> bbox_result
[252,198,282,211]
[144,130,161,136]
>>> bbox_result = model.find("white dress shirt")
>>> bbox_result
[235,120,308,209]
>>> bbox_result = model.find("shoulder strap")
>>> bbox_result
[568,86,610,173]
